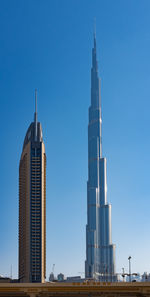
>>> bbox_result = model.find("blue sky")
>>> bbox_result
[1,0,150,280]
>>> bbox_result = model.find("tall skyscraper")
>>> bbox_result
[85,36,116,281]
[19,91,46,283]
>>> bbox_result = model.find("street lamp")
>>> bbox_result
[128,256,131,282]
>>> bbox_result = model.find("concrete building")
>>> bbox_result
[141,272,150,282]
[85,35,116,281]
[19,91,46,283]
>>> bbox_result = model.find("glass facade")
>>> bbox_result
[30,145,42,282]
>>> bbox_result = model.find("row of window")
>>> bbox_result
[31,195,40,197]
[31,216,41,223]
[31,201,41,204]
[31,194,40,196]
[31,202,41,204]
[31,166,40,168]
[31,180,41,183]
[31,247,40,250]
[31,179,40,182]
[31,225,40,228]
[31,164,41,171]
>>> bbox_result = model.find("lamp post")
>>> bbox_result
[122,268,125,282]
[128,256,131,282]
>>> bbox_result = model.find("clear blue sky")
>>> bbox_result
[0,0,150,280]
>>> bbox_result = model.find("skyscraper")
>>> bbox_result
[19,91,46,283]
[85,36,116,281]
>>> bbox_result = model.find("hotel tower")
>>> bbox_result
[19,91,46,283]
[85,36,116,281]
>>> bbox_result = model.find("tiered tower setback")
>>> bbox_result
[85,36,116,281]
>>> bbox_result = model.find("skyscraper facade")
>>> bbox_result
[19,91,46,283]
[85,36,116,281]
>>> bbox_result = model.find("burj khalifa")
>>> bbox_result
[85,35,116,281]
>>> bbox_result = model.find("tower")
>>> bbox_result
[19,91,46,283]
[85,36,116,281]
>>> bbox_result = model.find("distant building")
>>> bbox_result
[0,277,11,283]
[141,272,150,282]
[19,91,46,283]
[66,276,82,283]
[49,273,55,282]
[0,276,18,283]
[57,273,65,282]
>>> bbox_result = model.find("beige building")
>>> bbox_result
[19,92,46,283]
[1,282,150,297]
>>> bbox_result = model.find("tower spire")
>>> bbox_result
[92,27,99,84]
[94,18,96,40]
[91,32,102,157]
[93,18,97,56]
[34,89,38,141]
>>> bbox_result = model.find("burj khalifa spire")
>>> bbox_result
[85,35,116,281]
